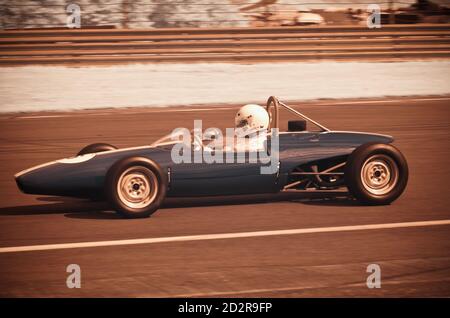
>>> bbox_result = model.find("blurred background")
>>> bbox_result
[0,0,449,29]
[0,1,450,298]
[0,0,449,112]
[0,0,449,110]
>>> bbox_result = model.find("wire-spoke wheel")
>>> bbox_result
[345,143,408,205]
[106,157,167,218]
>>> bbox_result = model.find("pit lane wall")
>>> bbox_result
[0,24,449,65]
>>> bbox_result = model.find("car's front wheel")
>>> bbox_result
[105,157,167,218]
[345,143,408,205]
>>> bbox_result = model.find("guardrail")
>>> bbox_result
[1,24,449,65]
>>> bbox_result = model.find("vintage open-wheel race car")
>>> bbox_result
[15,96,408,218]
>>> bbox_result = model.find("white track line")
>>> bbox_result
[0,219,449,254]
[315,97,450,106]
[15,115,68,119]
[13,107,235,119]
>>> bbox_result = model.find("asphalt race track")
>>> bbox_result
[0,96,449,297]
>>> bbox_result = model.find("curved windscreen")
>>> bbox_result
[151,129,267,153]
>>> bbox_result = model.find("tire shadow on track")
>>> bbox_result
[0,192,358,219]
[0,197,111,216]
[162,192,357,208]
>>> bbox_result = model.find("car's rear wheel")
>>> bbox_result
[105,157,167,218]
[345,143,408,205]
[77,143,117,156]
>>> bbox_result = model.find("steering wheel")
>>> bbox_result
[266,96,280,131]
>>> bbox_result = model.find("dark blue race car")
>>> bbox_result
[15,97,408,218]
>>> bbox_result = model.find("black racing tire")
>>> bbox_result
[105,156,167,218]
[77,143,117,156]
[345,143,408,205]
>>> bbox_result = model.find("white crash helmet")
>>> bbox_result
[234,104,270,137]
